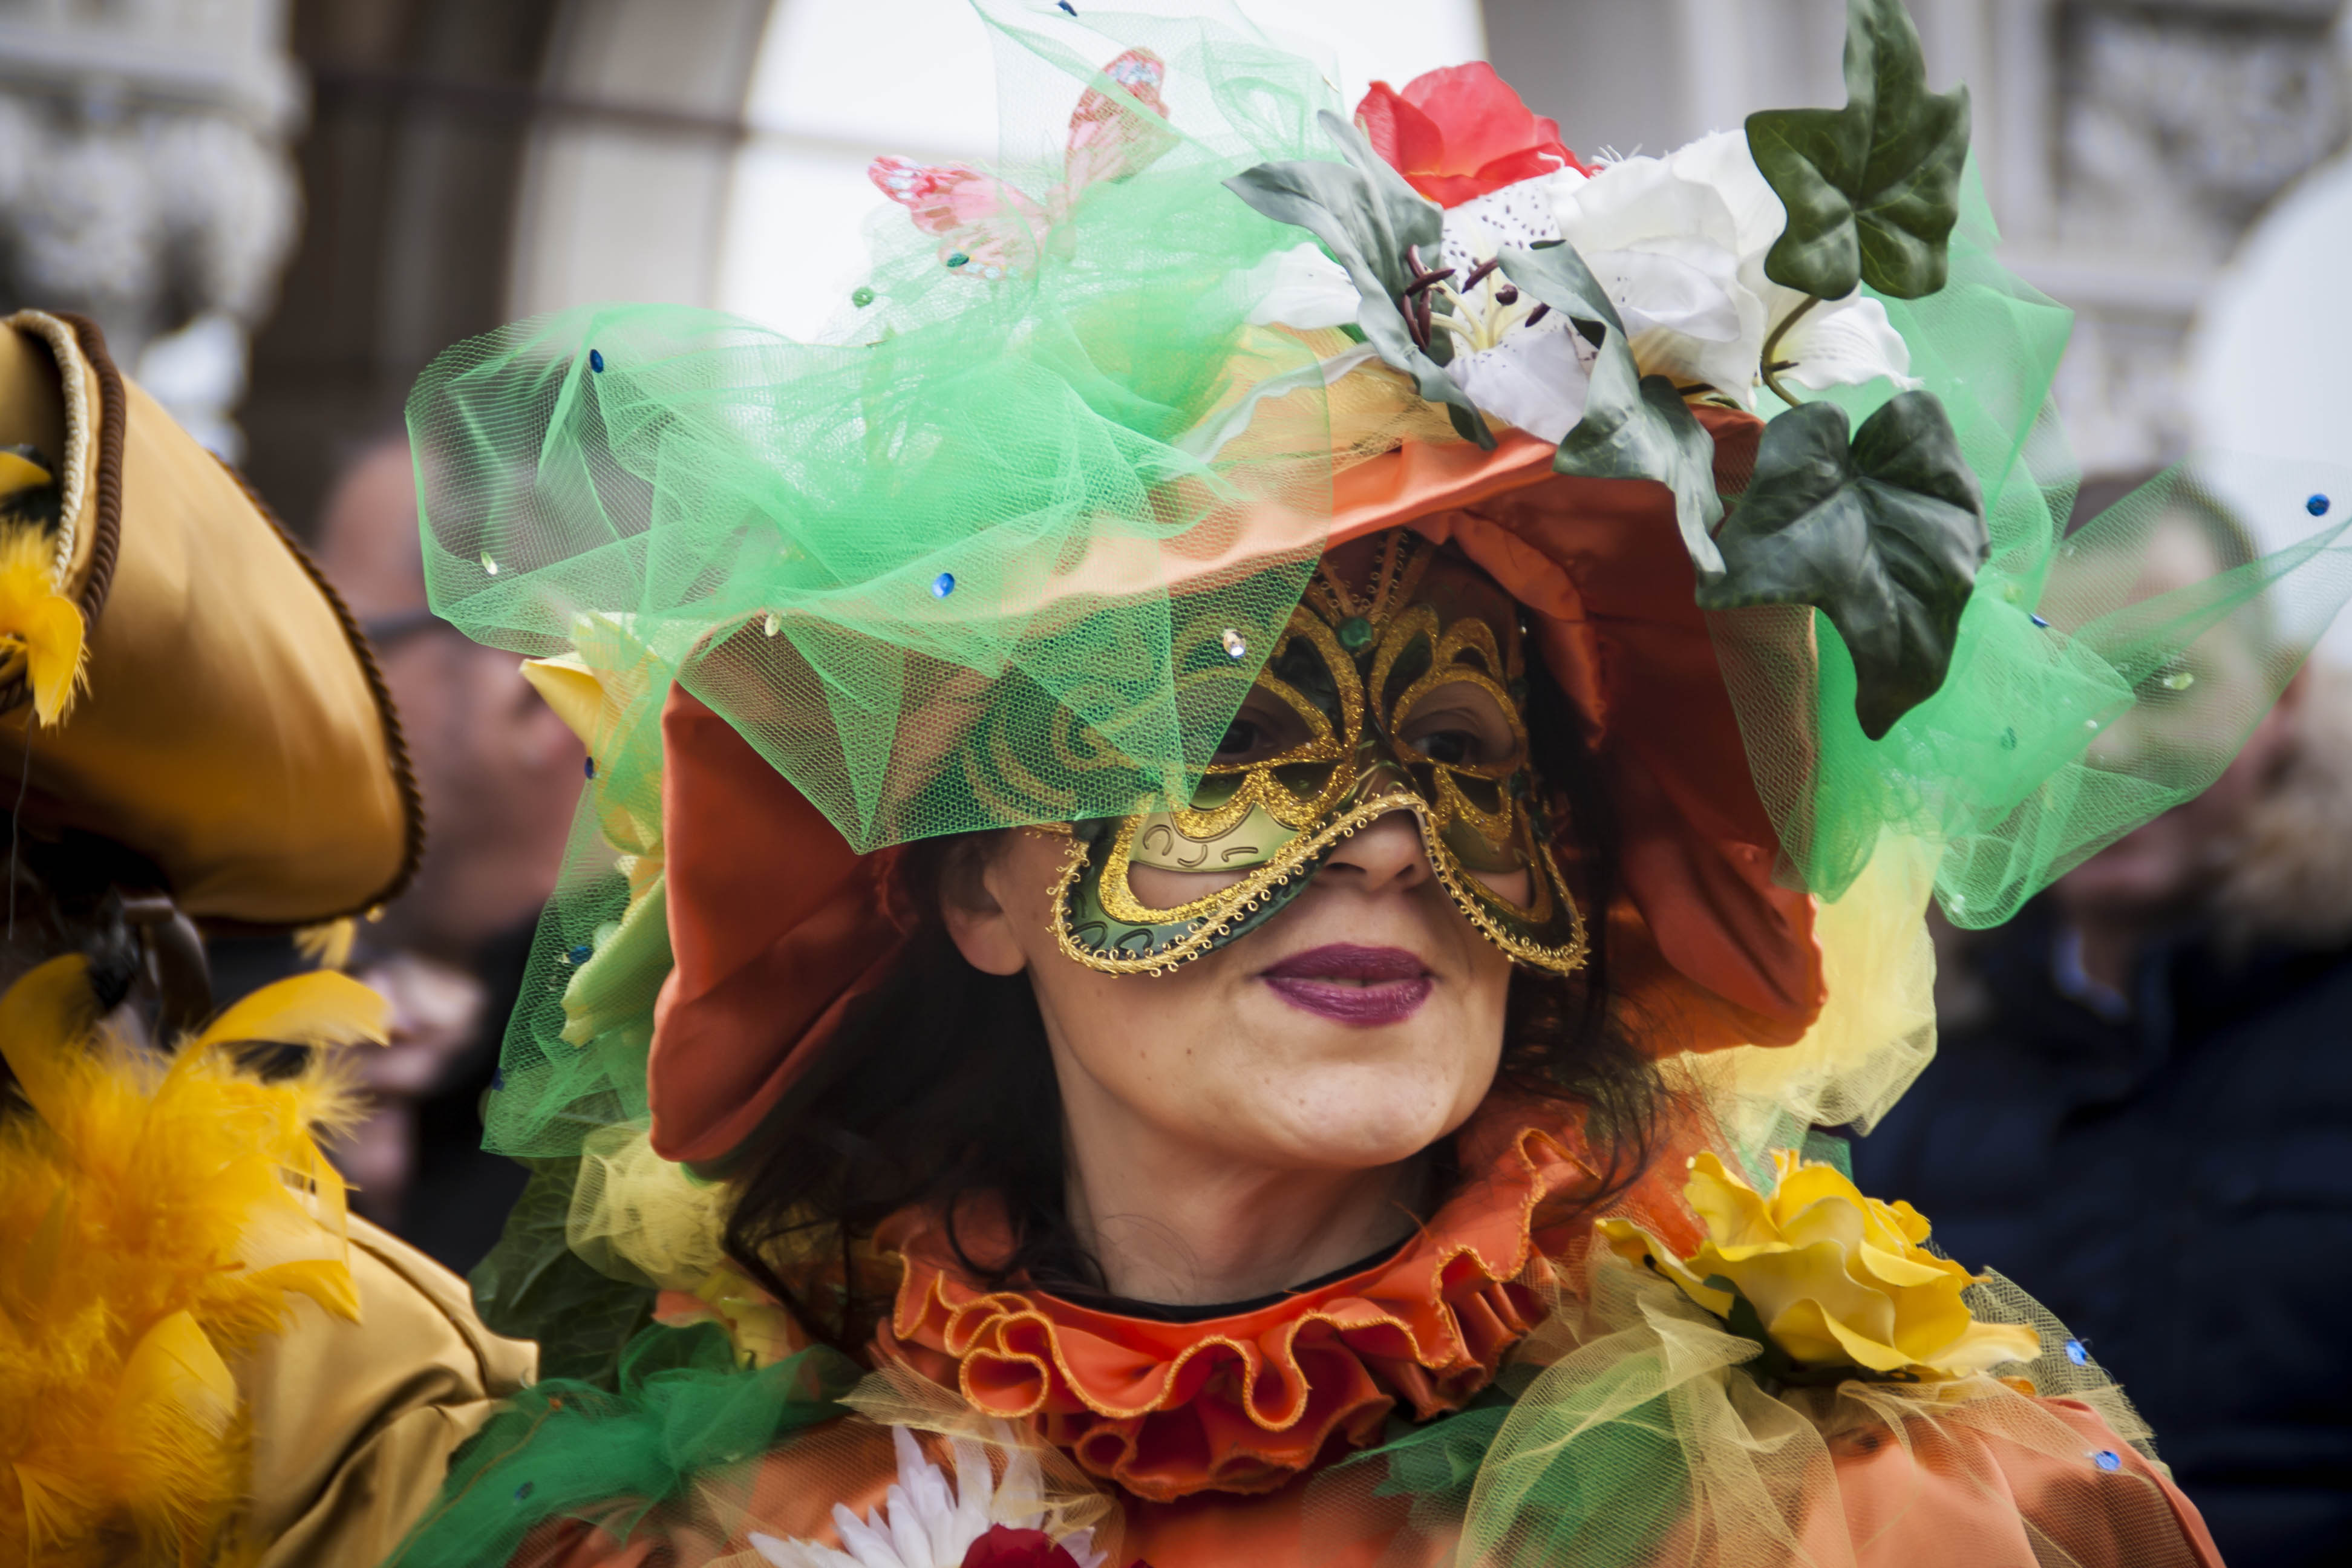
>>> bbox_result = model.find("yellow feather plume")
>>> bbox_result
[0,448,54,496]
[291,918,358,971]
[0,952,100,1125]
[0,526,85,727]
[1,955,388,1566]
[195,969,388,1055]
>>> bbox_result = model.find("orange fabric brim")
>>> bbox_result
[651,410,1820,1165]
[649,690,904,1165]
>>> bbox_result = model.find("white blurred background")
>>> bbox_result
[2,0,2347,655]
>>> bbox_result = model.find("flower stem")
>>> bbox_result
[1758,295,1820,407]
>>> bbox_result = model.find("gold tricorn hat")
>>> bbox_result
[0,309,420,930]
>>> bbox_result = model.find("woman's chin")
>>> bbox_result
[1218,1058,1485,1172]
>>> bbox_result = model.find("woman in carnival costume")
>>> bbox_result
[0,307,535,1566]
[391,2,2352,1564]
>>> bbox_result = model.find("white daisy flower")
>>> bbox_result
[749,1426,1106,1568]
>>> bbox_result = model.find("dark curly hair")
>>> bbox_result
[721,642,1664,1350]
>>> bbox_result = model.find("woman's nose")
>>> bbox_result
[1320,811,1433,895]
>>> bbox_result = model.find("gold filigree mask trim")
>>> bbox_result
[1050,791,1589,977]
[1048,530,1590,979]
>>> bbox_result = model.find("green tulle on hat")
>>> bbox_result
[384,1325,858,1568]
[1711,166,2352,921]
[407,1,2352,1174]
[393,5,2347,1563]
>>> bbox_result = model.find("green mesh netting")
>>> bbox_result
[408,13,1354,852]
[1711,166,2352,925]
[385,6,2349,1562]
[1289,1250,2200,1568]
[382,1325,860,1568]
[411,0,2352,1170]
[410,5,1376,1155]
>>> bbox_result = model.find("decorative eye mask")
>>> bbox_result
[1048,529,1588,976]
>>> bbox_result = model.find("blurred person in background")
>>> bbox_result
[312,433,585,1272]
[1852,474,2352,1568]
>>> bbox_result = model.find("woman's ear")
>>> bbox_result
[938,835,1030,977]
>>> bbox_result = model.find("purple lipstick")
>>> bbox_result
[1259,944,1434,1027]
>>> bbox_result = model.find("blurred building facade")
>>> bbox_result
[1486,0,2352,475]
[0,0,302,458]
[7,0,2344,525]
[243,0,766,538]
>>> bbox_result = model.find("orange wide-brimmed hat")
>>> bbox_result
[647,407,1820,1167]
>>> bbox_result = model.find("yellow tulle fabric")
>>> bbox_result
[1677,830,1941,1169]
[0,955,389,1567]
[567,1121,731,1293]
[1434,1248,2200,1568]
[520,614,671,1056]
[567,1121,831,1368]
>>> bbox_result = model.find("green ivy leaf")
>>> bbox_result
[1699,391,1987,739]
[469,1155,656,1387]
[1226,110,1493,448]
[1745,0,1971,301]
[1496,241,1725,573]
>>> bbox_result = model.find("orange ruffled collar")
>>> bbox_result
[874,1105,1610,1503]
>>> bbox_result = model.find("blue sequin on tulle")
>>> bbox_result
[569,944,593,965]
[932,572,956,598]
[2066,1339,2089,1366]
[587,350,604,373]
[2093,1449,2123,1472]
[2310,493,2333,517]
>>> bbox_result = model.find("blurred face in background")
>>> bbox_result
[314,439,584,959]
[2045,508,2303,929]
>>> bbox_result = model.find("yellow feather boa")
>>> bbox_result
[1,955,388,1567]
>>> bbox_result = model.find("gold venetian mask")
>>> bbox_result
[1048,529,1588,976]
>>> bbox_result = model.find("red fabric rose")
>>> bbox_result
[1354,62,1587,207]
[960,1527,1077,1568]
[960,1525,1153,1568]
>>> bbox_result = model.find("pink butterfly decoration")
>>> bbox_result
[869,49,1175,281]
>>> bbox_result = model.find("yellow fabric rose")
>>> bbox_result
[1599,1150,2040,1381]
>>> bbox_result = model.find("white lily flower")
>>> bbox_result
[1437,168,1584,276]
[750,1426,1105,1568]
[1775,292,1921,395]
[1660,130,1786,262]
[1227,126,1913,442]
[1241,241,1361,330]
[1544,149,1763,402]
[1446,324,1591,442]
[1422,172,1592,438]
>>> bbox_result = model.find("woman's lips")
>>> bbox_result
[1259,944,1433,1027]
